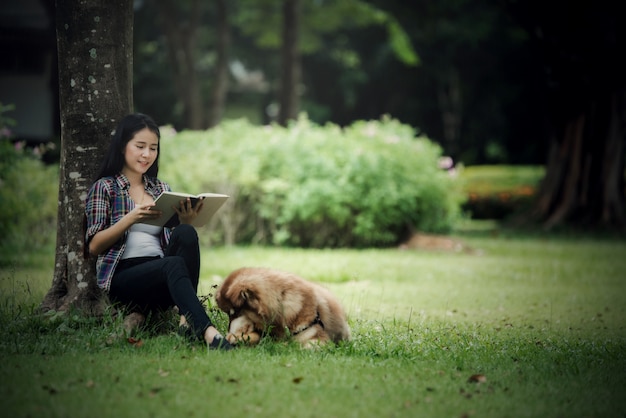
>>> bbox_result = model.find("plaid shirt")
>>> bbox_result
[85,173,172,291]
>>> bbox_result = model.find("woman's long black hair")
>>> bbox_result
[84,113,161,258]
[95,113,161,180]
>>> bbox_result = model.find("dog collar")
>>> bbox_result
[293,312,324,336]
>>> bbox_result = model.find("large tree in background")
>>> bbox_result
[508,0,625,229]
[40,0,133,314]
[134,0,417,129]
[138,0,230,129]
[206,0,230,128]
[155,0,204,129]
[277,0,300,125]
[235,0,417,126]
[363,0,624,229]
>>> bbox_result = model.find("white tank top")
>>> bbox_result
[121,223,164,259]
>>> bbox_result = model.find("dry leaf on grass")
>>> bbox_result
[127,337,144,347]
[467,374,487,383]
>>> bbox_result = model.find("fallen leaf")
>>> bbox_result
[127,337,144,347]
[467,374,487,383]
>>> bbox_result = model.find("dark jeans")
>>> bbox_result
[109,224,210,340]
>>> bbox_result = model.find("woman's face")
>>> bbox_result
[122,128,159,177]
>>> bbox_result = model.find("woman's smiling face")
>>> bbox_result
[122,127,159,177]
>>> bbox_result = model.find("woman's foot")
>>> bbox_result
[204,326,234,351]
[123,312,145,337]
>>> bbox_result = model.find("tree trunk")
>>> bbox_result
[40,0,133,314]
[437,68,463,159]
[506,0,626,230]
[277,0,301,125]
[534,90,626,229]
[157,0,204,129]
[206,0,230,128]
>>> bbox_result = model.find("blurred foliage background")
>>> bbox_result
[1,106,543,265]
[131,0,549,165]
[1,0,623,266]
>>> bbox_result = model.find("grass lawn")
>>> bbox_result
[1,230,625,418]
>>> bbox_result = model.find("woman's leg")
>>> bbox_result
[164,224,200,290]
[110,256,210,340]
[110,227,232,349]
[163,225,199,329]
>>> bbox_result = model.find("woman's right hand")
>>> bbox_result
[128,203,162,224]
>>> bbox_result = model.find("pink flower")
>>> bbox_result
[438,156,454,170]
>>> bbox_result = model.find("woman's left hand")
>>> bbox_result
[174,197,204,225]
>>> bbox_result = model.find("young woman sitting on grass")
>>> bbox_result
[84,113,232,350]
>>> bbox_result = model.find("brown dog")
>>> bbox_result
[215,267,351,348]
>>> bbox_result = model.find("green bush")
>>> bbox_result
[160,115,465,247]
[0,141,59,265]
[1,102,58,265]
[0,115,466,257]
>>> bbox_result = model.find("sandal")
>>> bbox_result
[208,334,234,351]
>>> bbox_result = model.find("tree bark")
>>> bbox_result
[534,91,626,230]
[277,0,301,125]
[157,0,204,129]
[206,0,230,128]
[507,0,626,230]
[40,0,133,314]
[601,91,626,225]
[437,68,463,159]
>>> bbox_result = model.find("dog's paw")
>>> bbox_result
[226,333,239,345]
[227,331,262,345]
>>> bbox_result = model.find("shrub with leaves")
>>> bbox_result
[160,115,465,248]
[0,130,59,264]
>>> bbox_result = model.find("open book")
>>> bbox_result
[141,191,229,228]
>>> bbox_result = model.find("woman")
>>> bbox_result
[84,113,232,350]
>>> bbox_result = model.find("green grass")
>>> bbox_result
[1,231,625,418]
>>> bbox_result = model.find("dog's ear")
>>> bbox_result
[241,289,255,303]
[223,282,240,306]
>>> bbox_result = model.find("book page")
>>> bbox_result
[141,191,229,228]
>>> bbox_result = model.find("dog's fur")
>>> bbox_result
[215,267,351,348]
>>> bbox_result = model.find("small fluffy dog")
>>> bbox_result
[215,267,351,348]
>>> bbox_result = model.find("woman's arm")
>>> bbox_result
[85,179,163,256]
[88,203,162,256]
